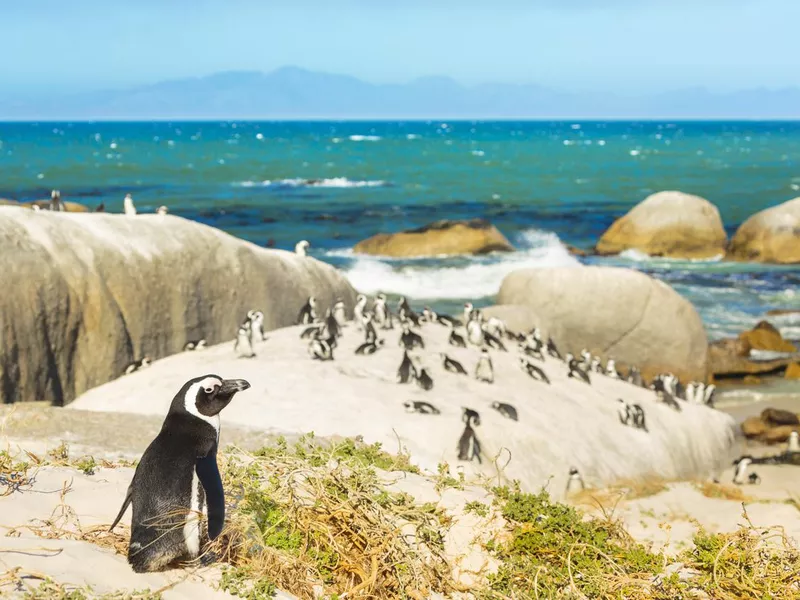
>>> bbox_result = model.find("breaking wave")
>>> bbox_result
[235,177,388,188]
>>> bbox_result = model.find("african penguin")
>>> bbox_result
[475,348,494,384]
[234,326,256,358]
[788,431,800,454]
[484,330,507,352]
[565,467,585,495]
[567,359,591,385]
[521,342,545,361]
[520,358,550,384]
[441,353,468,375]
[631,404,647,432]
[125,357,151,375]
[627,366,644,388]
[457,420,482,463]
[156,205,168,215]
[703,384,717,408]
[297,296,317,325]
[397,297,421,327]
[374,294,392,330]
[184,339,207,352]
[300,324,322,339]
[363,313,378,344]
[109,375,250,572]
[397,351,414,384]
[422,307,437,324]
[412,356,434,391]
[463,302,474,324]
[462,407,481,427]
[295,240,310,256]
[332,299,347,327]
[653,380,681,412]
[322,308,341,339]
[617,399,632,426]
[435,312,458,327]
[448,326,467,348]
[546,337,562,360]
[50,189,65,212]
[579,350,592,372]
[400,323,424,350]
[748,472,761,485]
[308,335,336,361]
[355,339,385,355]
[404,401,440,415]
[353,294,368,330]
[605,359,621,379]
[248,310,267,344]
[124,193,137,216]
[466,312,484,347]
[491,401,518,421]
[590,356,602,374]
[483,317,506,339]
[732,456,753,485]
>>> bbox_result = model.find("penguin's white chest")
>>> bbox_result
[183,471,203,558]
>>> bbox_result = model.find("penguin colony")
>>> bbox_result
[278,293,721,472]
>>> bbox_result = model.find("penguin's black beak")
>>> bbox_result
[219,379,251,395]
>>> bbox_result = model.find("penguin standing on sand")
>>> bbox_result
[491,401,518,421]
[374,294,393,330]
[787,431,800,454]
[308,335,335,361]
[321,309,341,340]
[457,408,482,463]
[631,404,647,432]
[249,311,267,344]
[605,359,621,379]
[124,193,137,216]
[627,366,644,387]
[732,457,753,485]
[234,325,256,358]
[448,324,467,348]
[353,295,368,330]
[466,312,484,347]
[565,467,585,495]
[397,297,421,326]
[547,337,562,360]
[50,190,65,212]
[654,379,681,412]
[617,399,632,425]
[463,302,474,324]
[295,240,310,256]
[475,348,494,384]
[441,353,468,375]
[297,297,318,325]
[363,313,378,344]
[590,356,602,374]
[109,375,250,573]
[483,330,507,352]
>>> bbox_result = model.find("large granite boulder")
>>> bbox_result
[708,339,795,378]
[596,191,727,259]
[728,197,800,264]
[353,219,514,258]
[496,266,709,383]
[0,208,357,405]
[741,408,800,444]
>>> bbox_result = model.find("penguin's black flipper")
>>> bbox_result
[109,482,133,531]
[196,452,225,540]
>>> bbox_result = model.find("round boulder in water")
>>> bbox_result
[353,219,514,258]
[728,197,800,264]
[595,191,727,259]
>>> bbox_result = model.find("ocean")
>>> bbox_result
[1,120,798,345]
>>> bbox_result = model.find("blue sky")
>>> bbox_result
[2,0,798,94]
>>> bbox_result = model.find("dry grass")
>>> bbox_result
[694,480,751,502]
[571,477,670,511]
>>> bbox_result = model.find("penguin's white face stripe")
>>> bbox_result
[184,377,222,435]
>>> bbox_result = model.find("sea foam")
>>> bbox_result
[235,177,387,188]
[336,229,581,300]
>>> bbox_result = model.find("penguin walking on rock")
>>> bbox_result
[491,401,518,421]
[412,356,434,391]
[184,339,207,352]
[353,295,368,330]
[109,375,250,572]
[466,312,484,347]
[567,358,591,384]
[397,351,414,384]
[520,358,550,384]
[565,467,585,496]
[332,298,347,327]
[441,353,468,375]
[631,404,647,432]
[249,310,267,344]
[355,339,384,355]
[404,401,440,415]
[364,314,378,345]
[475,348,494,384]
[295,240,310,256]
[234,324,256,358]
[627,366,644,387]
[374,294,393,330]
[309,335,336,361]
[399,323,424,350]
[397,297,421,327]
[125,357,151,375]
[605,359,621,379]
[547,337,562,360]
[484,330,507,352]
[297,297,318,325]
[457,408,482,463]
[448,325,467,348]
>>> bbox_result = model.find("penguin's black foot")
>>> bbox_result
[199,550,219,567]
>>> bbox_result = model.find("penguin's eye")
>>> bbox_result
[204,386,215,394]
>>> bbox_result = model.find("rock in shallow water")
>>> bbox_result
[728,197,800,264]
[353,218,514,258]
[595,190,728,259]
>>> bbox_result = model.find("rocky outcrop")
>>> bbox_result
[23,199,90,212]
[70,321,736,495]
[728,197,800,264]
[495,266,709,383]
[0,199,18,206]
[738,320,797,353]
[0,208,356,405]
[596,191,728,259]
[741,408,800,444]
[787,364,800,380]
[708,339,794,378]
[353,219,514,258]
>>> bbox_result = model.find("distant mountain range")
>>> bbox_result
[2,66,799,119]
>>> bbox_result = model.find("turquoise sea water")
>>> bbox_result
[1,120,798,342]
